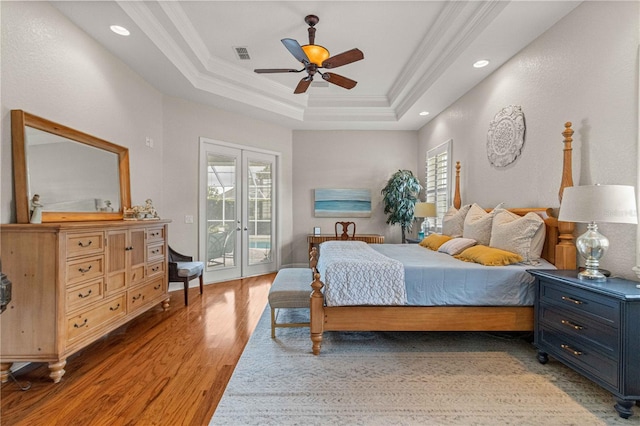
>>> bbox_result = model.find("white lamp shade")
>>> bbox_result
[414,202,436,218]
[558,185,638,224]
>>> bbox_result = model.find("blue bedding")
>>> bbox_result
[369,244,555,306]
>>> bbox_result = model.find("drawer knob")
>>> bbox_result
[73,318,88,328]
[78,265,92,274]
[132,293,143,301]
[153,284,161,290]
[78,240,93,248]
[560,344,582,356]
[109,303,121,311]
[78,289,93,299]
[561,319,584,330]
[561,296,583,305]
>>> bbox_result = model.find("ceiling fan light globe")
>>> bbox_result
[301,44,330,66]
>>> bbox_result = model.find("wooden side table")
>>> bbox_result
[307,234,385,256]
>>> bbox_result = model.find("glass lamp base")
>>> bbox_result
[578,268,607,282]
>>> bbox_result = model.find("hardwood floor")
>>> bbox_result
[0,273,275,425]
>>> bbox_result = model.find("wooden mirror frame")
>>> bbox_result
[11,110,131,223]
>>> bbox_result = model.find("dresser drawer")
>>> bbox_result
[147,226,165,243]
[539,327,619,389]
[66,231,105,258]
[66,255,105,285]
[128,277,165,313]
[147,243,165,262]
[539,302,618,358]
[66,294,126,342]
[146,259,165,278]
[539,279,619,326]
[66,277,104,311]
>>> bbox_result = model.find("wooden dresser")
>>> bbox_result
[0,220,171,383]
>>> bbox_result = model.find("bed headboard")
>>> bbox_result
[450,123,576,269]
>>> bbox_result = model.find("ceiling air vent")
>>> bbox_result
[234,47,251,60]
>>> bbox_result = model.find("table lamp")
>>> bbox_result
[558,184,638,281]
[414,202,437,239]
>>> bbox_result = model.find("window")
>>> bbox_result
[425,140,452,232]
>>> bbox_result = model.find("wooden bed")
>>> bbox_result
[309,122,577,355]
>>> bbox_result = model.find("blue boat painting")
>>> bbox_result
[314,188,371,217]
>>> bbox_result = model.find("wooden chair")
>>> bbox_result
[168,246,204,306]
[334,221,356,240]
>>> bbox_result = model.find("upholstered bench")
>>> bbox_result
[268,268,312,338]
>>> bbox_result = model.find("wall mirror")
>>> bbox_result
[11,110,131,223]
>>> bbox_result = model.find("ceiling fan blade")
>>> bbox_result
[254,68,303,74]
[322,48,364,69]
[321,72,357,90]
[281,38,310,64]
[294,77,312,94]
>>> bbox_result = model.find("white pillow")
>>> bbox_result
[462,203,503,246]
[438,237,477,256]
[442,204,471,238]
[490,209,545,265]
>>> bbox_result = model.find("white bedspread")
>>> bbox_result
[317,241,406,306]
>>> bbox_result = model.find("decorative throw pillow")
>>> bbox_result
[419,233,453,250]
[437,237,477,256]
[489,209,545,265]
[462,203,503,246]
[455,245,523,266]
[442,204,471,238]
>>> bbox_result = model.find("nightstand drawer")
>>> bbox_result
[539,279,619,326]
[539,327,619,389]
[539,303,618,358]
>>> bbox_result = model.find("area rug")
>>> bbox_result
[211,308,639,425]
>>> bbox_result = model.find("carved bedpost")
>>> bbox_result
[309,247,325,355]
[453,161,461,209]
[309,247,318,271]
[556,122,577,269]
[310,272,325,355]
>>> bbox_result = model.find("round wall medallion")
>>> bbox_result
[487,105,525,168]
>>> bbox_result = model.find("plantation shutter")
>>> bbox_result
[425,140,452,232]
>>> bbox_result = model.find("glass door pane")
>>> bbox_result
[202,147,242,282]
[243,152,276,276]
[247,160,272,265]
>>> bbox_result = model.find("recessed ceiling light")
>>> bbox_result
[419,111,429,116]
[110,25,130,36]
[473,59,489,68]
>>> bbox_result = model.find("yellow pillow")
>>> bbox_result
[454,245,523,266]
[419,233,452,250]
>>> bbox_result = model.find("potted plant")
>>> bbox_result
[381,170,423,243]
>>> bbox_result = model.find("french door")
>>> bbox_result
[199,140,277,282]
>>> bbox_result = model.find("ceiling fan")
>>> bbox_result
[254,14,364,94]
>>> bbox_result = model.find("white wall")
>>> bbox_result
[1,1,164,223]
[418,1,639,279]
[1,2,295,268]
[291,130,418,266]
[162,96,293,265]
